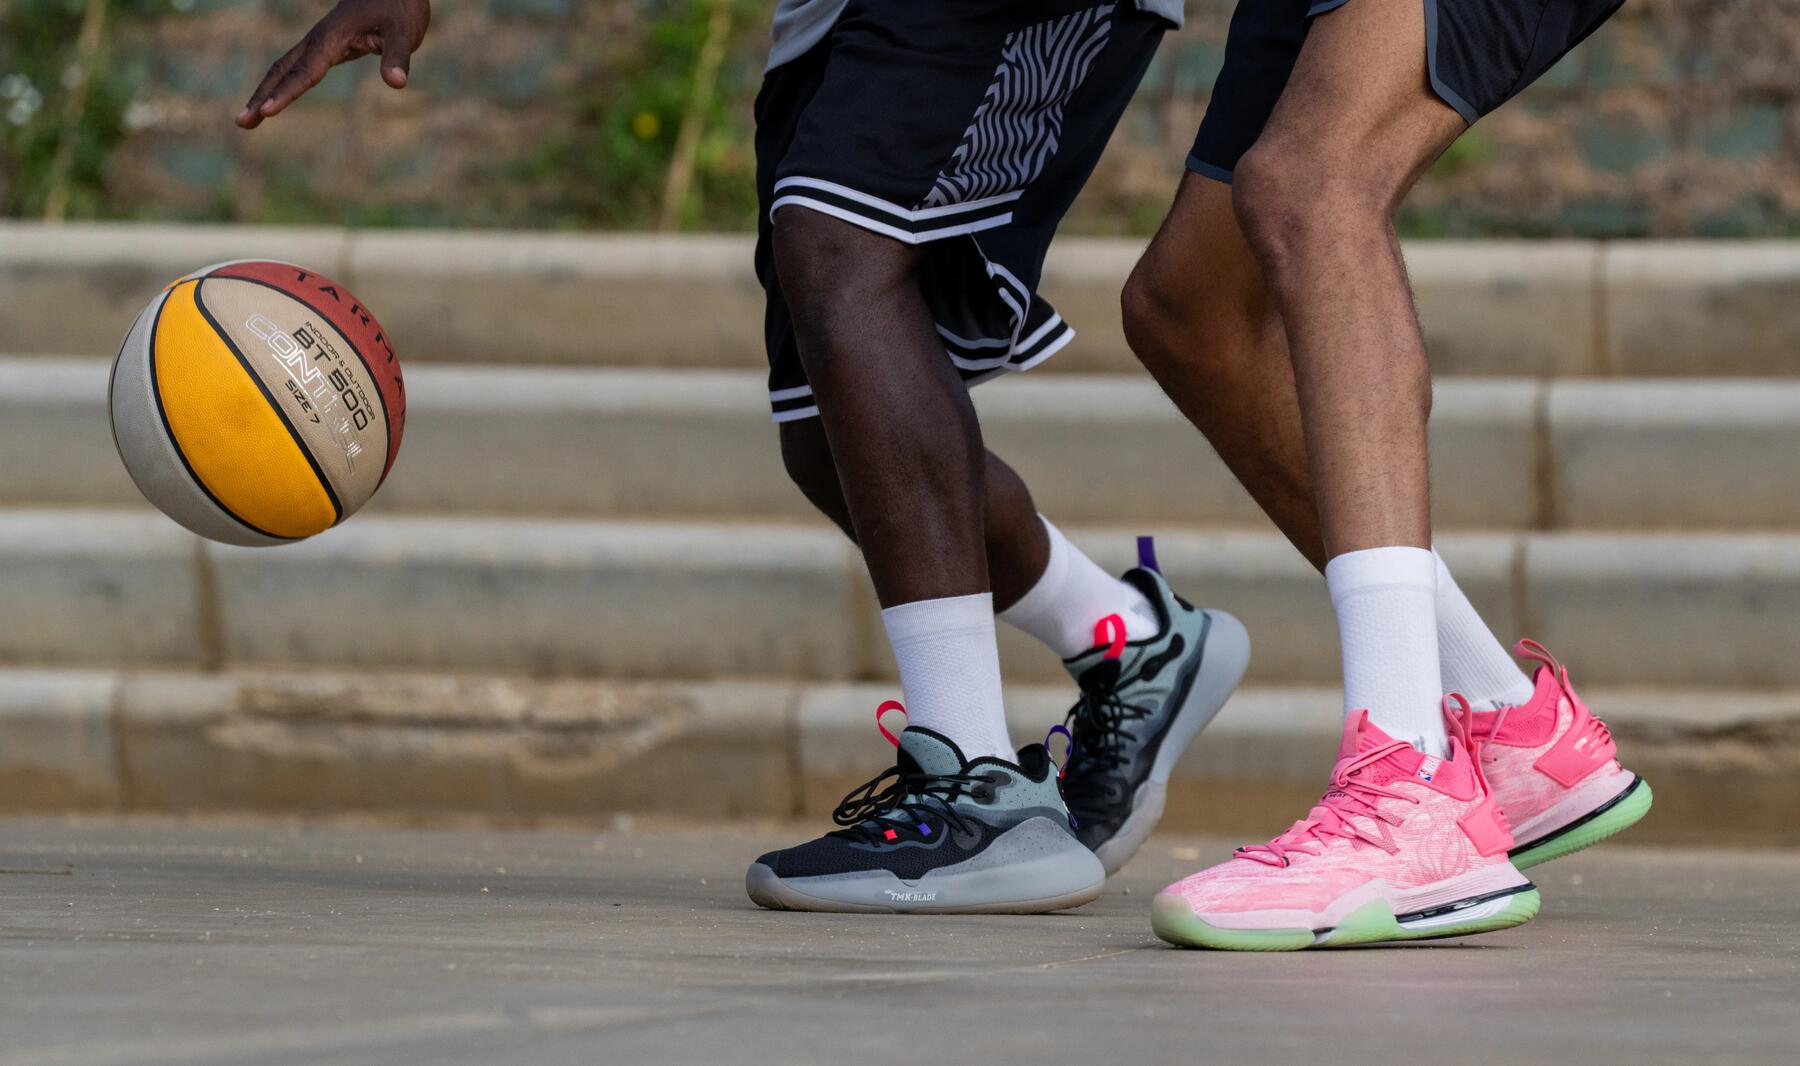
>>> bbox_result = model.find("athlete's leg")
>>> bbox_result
[771,207,1016,762]
[778,419,1049,611]
[1126,143,1533,715]
[1238,0,1467,751]
[1122,172,1323,571]
[1231,0,1460,558]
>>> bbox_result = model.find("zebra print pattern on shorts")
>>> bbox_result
[920,4,1115,209]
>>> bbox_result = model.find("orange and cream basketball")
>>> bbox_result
[109,261,406,546]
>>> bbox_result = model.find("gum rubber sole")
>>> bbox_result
[1510,777,1654,871]
[1151,887,1542,951]
[745,863,1105,915]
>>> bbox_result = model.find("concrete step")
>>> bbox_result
[9,358,1800,531]
[5,666,1793,846]
[4,509,1798,689]
[3,223,1796,377]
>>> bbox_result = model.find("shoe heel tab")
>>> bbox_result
[1515,639,1575,699]
[1136,534,1160,574]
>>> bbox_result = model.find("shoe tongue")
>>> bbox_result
[1072,658,1122,690]
[897,728,969,777]
[1335,710,1430,780]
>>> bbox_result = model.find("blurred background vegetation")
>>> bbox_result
[2,0,1797,236]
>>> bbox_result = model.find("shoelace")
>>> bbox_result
[828,699,989,844]
[1235,738,1423,867]
[1060,614,1146,810]
[829,764,992,844]
[1060,685,1152,800]
[1240,695,1490,867]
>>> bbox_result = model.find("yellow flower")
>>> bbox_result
[632,111,661,140]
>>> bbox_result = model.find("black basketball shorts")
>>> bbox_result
[1187,0,1627,182]
[755,0,1168,422]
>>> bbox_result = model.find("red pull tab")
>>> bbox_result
[1094,614,1127,660]
[875,700,907,748]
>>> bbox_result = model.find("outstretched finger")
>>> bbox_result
[237,41,306,128]
[253,36,340,124]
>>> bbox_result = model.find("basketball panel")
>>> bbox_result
[151,279,340,539]
[197,277,389,516]
[110,288,291,547]
[210,261,405,482]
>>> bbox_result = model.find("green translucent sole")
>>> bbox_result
[1511,778,1654,871]
[1152,888,1541,952]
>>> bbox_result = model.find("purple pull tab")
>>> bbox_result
[1044,724,1075,779]
[1137,535,1160,574]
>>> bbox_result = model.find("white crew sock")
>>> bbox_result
[881,593,1014,762]
[998,516,1159,658]
[1324,546,1449,757]
[1434,549,1535,712]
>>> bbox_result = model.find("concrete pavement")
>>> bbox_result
[2,818,1795,1065]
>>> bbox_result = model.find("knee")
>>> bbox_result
[777,419,855,538]
[1120,254,1193,367]
[1231,140,1386,272]
[1120,241,1262,381]
[771,207,917,323]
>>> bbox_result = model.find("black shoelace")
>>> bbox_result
[829,764,995,843]
[1061,681,1154,808]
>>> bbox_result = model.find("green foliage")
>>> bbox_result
[0,0,166,218]
[515,0,761,229]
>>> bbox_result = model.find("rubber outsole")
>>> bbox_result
[1150,885,1542,951]
[744,863,1104,915]
[1510,775,1654,870]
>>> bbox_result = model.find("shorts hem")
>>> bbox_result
[1185,155,1236,185]
[1423,0,1482,124]
[766,318,1078,424]
[769,177,1021,245]
[1305,0,1482,124]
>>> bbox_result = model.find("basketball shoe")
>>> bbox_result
[1151,699,1539,950]
[1475,640,1653,870]
[1059,552,1250,875]
[746,705,1105,913]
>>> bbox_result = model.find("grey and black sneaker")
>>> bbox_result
[745,718,1105,914]
[1060,541,1251,875]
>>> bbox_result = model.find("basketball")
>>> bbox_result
[108,261,406,546]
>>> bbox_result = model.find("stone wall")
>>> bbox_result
[3,0,1796,235]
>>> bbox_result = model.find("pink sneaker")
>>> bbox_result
[1151,701,1539,951]
[1474,641,1653,870]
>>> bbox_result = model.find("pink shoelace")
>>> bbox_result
[1237,695,1489,868]
[1234,737,1423,867]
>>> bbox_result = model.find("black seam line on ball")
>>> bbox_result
[148,281,299,542]
[193,275,345,524]
[215,272,394,471]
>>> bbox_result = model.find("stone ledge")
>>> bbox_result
[10,357,1800,531]
[3,224,1793,376]
[6,512,1800,687]
[3,668,1794,846]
